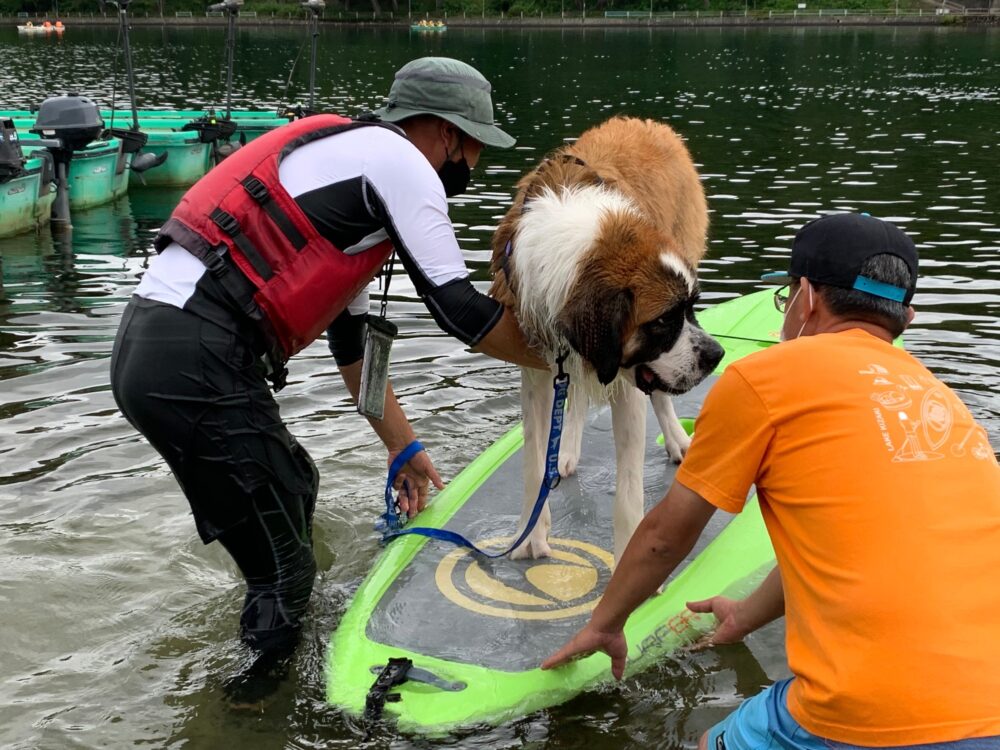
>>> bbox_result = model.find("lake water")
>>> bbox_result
[1,23,998,749]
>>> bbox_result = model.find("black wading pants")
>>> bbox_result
[110,296,318,654]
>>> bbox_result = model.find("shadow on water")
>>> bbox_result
[0,23,998,750]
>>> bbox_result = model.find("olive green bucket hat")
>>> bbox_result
[373,57,516,149]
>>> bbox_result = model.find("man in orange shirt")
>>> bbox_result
[543,213,1000,748]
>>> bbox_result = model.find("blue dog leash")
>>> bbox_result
[378,356,570,558]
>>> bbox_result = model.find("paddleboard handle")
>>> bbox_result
[364,657,413,722]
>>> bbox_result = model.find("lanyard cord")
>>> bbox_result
[378,252,395,319]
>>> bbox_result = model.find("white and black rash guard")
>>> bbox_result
[134,123,503,365]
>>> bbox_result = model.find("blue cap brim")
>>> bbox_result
[761,271,793,284]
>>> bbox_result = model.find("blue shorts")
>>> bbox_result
[706,679,1000,750]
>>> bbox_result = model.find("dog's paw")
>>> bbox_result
[663,430,692,464]
[510,537,552,560]
[558,452,579,477]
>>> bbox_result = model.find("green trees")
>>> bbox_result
[2,0,928,18]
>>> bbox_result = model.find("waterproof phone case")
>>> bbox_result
[357,315,398,420]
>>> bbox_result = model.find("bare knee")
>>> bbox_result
[697,731,710,750]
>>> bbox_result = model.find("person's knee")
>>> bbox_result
[698,731,710,750]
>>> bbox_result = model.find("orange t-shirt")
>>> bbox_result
[676,329,1000,745]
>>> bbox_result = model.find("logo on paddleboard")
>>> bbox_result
[434,537,613,620]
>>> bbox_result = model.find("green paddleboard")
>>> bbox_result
[327,290,783,734]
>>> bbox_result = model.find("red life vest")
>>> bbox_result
[155,114,395,368]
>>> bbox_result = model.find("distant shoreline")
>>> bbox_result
[5,12,998,29]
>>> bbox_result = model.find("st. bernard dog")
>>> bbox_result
[489,116,724,563]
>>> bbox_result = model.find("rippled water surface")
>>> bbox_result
[1,24,998,750]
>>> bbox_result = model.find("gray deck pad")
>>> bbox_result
[365,377,731,672]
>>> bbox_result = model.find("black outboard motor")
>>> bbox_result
[102,0,168,181]
[30,94,105,226]
[191,0,245,164]
[0,118,26,183]
[30,93,104,153]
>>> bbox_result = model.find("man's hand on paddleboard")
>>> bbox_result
[389,447,445,517]
[685,596,751,650]
[686,567,785,649]
[540,622,628,680]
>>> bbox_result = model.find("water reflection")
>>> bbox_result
[1,24,998,750]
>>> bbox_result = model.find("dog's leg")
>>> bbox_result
[610,385,647,565]
[510,366,553,560]
[650,391,691,464]
[558,383,587,477]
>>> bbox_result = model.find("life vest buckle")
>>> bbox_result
[242,175,270,203]
[210,208,241,237]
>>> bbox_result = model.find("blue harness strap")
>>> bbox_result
[379,359,570,559]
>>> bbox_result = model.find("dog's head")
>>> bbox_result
[556,214,724,393]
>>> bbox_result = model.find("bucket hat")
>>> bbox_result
[373,57,516,149]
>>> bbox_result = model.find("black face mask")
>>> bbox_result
[438,135,472,198]
[438,140,471,198]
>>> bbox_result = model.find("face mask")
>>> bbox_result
[438,139,471,198]
[438,156,470,198]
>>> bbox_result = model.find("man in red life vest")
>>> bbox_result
[110,58,546,683]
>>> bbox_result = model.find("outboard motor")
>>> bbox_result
[182,112,238,145]
[30,93,104,153]
[30,93,105,226]
[0,118,26,183]
[302,0,326,111]
[101,0,168,182]
[191,0,245,164]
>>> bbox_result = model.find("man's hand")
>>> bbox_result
[685,596,751,650]
[686,566,785,650]
[388,447,444,517]
[541,622,628,680]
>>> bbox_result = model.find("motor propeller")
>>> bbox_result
[130,150,168,174]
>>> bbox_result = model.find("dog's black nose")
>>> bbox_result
[699,336,725,372]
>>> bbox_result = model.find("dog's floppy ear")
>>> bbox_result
[557,286,633,386]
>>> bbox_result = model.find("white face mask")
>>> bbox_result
[780,284,813,342]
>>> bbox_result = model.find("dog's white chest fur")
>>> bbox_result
[510,184,638,357]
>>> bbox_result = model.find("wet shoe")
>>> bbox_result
[222,645,294,709]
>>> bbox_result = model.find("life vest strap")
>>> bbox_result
[241,175,307,251]
[209,208,275,282]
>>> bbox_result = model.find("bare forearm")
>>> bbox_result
[472,307,549,370]
[590,483,716,633]
[338,361,416,452]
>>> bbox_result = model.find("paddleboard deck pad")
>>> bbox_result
[327,291,782,734]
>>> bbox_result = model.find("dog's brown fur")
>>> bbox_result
[488,117,718,563]
[491,116,706,299]
[490,117,709,380]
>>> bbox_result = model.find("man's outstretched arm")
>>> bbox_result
[541,480,717,679]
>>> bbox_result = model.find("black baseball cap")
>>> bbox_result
[762,213,918,305]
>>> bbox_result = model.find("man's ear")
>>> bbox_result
[800,277,815,316]
[439,119,460,155]
[904,305,915,328]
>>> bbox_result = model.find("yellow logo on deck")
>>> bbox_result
[434,537,613,620]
